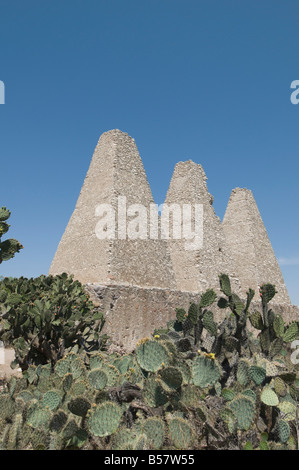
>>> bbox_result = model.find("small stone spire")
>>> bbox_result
[49,130,176,289]
[163,160,240,295]
[222,188,290,303]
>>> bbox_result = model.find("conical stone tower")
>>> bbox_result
[222,188,290,304]
[49,129,176,289]
[163,160,241,295]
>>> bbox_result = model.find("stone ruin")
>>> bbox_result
[49,129,297,351]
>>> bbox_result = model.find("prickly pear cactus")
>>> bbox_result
[143,417,165,449]
[136,339,170,372]
[68,396,91,417]
[87,402,122,437]
[88,368,108,390]
[0,206,23,264]
[158,366,183,393]
[227,395,255,431]
[192,355,221,388]
[1,273,299,450]
[219,274,232,297]
[168,417,195,449]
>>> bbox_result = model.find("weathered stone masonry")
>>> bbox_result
[49,129,298,350]
[49,130,175,289]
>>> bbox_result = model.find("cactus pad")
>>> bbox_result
[228,395,255,430]
[26,405,51,429]
[187,303,199,325]
[136,340,170,372]
[168,417,195,449]
[277,401,297,420]
[143,377,168,408]
[49,411,68,432]
[88,368,108,390]
[273,314,285,337]
[278,420,290,443]
[143,417,165,449]
[89,353,105,370]
[260,387,279,406]
[249,311,263,330]
[192,355,221,388]
[219,274,232,297]
[176,308,186,323]
[68,396,91,417]
[260,284,276,304]
[158,366,183,392]
[249,365,266,385]
[237,359,250,387]
[283,322,299,343]
[202,311,217,336]
[199,289,217,308]
[42,390,61,411]
[87,402,122,437]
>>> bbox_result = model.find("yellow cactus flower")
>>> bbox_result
[204,352,216,360]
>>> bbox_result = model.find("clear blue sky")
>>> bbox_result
[0,0,298,305]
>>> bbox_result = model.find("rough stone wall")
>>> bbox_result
[163,161,241,296]
[85,283,202,352]
[222,188,290,304]
[49,130,176,289]
[85,284,299,352]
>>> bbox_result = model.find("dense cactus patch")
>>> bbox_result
[0,274,108,370]
[1,274,299,450]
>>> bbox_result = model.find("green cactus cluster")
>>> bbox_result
[0,206,23,264]
[0,273,108,370]
[1,275,299,450]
